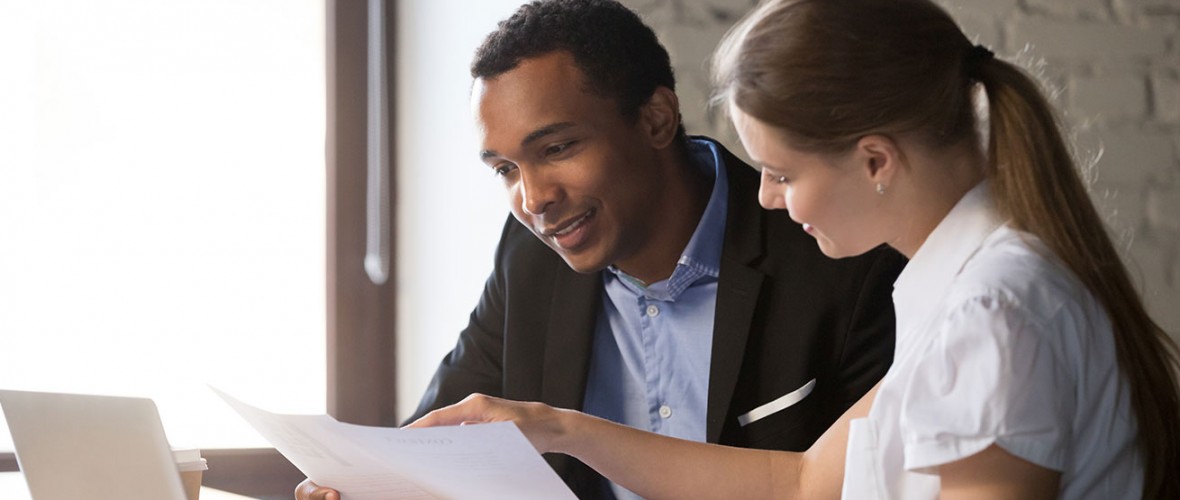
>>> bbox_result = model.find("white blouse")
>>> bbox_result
[841,183,1142,499]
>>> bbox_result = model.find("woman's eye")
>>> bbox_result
[763,170,789,185]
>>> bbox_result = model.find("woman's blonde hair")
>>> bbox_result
[713,0,1180,497]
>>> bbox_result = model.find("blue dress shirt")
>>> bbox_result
[581,139,729,499]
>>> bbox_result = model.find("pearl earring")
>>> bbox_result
[876,183,886,195]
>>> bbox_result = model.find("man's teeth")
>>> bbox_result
[555,213,589,236]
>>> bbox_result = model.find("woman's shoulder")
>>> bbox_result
[941,224,1109,340]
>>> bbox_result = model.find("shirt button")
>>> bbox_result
[658,405,672,419]
[646,304,660,317]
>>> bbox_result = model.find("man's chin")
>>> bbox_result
[557,253,610,275]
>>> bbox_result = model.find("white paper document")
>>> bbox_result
[213,388,576,500]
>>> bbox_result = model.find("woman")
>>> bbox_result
[412,0,1180,497]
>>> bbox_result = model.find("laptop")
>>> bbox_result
[0,389,187,500]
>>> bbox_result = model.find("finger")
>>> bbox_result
[406,394,494,428]
[295,479,340,500]
[311,488,340,500]
[403,411,433,428]
[294,478,316,500]
[405,408,457,428]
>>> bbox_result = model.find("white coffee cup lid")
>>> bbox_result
[172,449,209,471]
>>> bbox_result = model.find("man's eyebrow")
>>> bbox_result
[521,122,576,148]
[479,122,577,161]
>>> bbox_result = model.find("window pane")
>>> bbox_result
[0,0,326,450]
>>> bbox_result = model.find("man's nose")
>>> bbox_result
[520,169,559,216]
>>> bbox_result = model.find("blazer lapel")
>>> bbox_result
[532,259,603,493]
[541,262,602,411]
[706,147,767,443]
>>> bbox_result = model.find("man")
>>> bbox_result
[299,0,904,498]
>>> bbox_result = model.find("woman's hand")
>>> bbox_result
[410,392,812,499]
[405,393,574,454]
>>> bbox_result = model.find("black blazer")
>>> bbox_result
[410,138,905,498]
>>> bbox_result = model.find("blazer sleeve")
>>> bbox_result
[404,217,516,423]
[834,245,907,408]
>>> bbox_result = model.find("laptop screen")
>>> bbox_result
[0,390,186,500]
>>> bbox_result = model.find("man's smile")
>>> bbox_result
[541,209,596,249]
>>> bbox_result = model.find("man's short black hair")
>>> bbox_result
[473,0,683,135]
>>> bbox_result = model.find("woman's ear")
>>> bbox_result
[641,86,681,149]
[854,134,902,189]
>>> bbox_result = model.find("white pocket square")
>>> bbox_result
[737,378,816,426]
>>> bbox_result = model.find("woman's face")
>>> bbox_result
[732,109,886,258]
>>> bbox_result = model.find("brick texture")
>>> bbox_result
[1024,0,1112,20]
[1085,131,1175,185]
[1009,20,1168,59]
[1154,74,1180,122]
[1072,75,1149,120]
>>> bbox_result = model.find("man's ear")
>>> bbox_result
[640,86,681,149]
[854,134,903,188]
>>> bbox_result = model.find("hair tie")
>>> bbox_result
[965,44,994,78]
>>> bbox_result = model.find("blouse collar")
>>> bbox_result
[892,181,1003,334]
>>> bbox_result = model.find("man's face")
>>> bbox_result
[473,51,668,274]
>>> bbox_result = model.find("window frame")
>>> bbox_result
[325,0,401,429]
[0,1,399,496]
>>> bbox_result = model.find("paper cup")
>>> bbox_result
[173,449,208,500]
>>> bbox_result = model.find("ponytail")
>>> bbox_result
[713,2,1180,494]
[976,57,1180,500]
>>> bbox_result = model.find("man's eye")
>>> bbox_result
[544,141,574,157]
[493,163,517,177]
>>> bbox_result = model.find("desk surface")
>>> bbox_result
[0,471,257,499]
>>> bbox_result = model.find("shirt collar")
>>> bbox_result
[892,181,1002,333]
[607,138,729,299]
[677,139,729,277]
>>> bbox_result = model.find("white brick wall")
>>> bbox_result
[1025,23,1168,59]
[1084,130,1174,184]
[1025,0,1111,18]
[623,0,1180,339]
[1155,73,1180,122]
[1073,75,1148,119]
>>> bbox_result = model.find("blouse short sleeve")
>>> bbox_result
[899,289,1074,473]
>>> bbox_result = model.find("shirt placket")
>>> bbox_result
[638,293,665,433]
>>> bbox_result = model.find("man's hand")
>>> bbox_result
[294,478,340,500]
